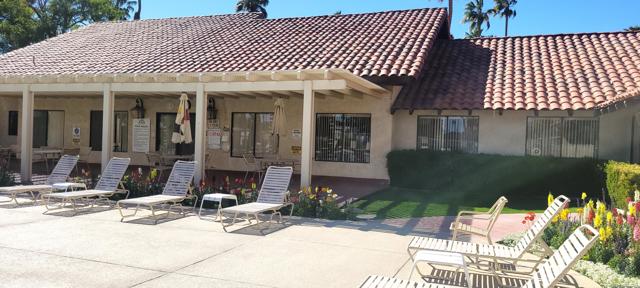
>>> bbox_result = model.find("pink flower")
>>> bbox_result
[634,224,640,242]
[628,197,633,203]
[629,215,636,226]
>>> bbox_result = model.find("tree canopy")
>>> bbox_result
[235,0,268,18]
[0,0,135,53]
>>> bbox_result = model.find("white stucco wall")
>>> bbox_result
[392,107,638,161]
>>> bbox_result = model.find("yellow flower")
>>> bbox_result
[596,201,606,214]
[150,169,158,180]
[606,226,613,239]
[588,200,594,211]
[251,183,256,189]
[594,214,602,228]
[581,192,587,200]
[599,227,607,242]
[560,209,569,221]
[606,211,613,224]
[577,207,584,215]
[548,192,554,207]
[631,205,637,217]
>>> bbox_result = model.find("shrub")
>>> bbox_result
[605,161,640,209]
[609,254,629,274]
[625,256,640,277]
[0,166,15,187]
[386,150,603,209]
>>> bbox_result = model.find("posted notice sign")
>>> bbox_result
[132,118,150,153]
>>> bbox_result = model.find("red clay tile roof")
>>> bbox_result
[393,31,640,111]
[0,8,448,79]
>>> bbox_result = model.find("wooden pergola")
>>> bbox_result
[0,69,390,188]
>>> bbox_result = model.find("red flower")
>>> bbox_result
[612,208,618,217]
[617,214,624,225]
[588,209,595,223]
[522,220,526,224]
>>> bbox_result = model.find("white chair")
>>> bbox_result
[43,157,130,215]
[242,153,262,184]
[219,166,293,232]
[450,196,508,244]
[407,196,569,273]
[0,155,79,206]
[117,161,196,224]
[361,225,598,288]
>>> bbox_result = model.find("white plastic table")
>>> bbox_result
[409,250,471,288]
[198,193,238,221]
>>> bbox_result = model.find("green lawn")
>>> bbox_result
[352,186,565,219]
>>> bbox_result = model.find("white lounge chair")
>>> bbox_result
[361,225,598,288]
[219,166,293,232]
[116,160,196,224]
[407,195,570,273]
[42,157,130,214]
[450,196,508,244]
[0,154,79,206]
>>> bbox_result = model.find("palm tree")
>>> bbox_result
[462,0,491,38]
[114,0,138,20]
[235,0,269,18]
[133,0,141,20]
[626,26,640,32]
[491,0,517,36]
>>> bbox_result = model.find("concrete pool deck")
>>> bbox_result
[0,198,598,288]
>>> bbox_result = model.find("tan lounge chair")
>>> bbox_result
[219,166,293,232]
[0,155,79,206]
[43,157,130,214]
[450,196,508,244]
[361,224,598,288]
[116,160,196,224]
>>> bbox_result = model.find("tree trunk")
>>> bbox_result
[134,0,141,20]
[505,16,508,37]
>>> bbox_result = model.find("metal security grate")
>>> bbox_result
[526,117,598,158]
[315,114,371,163]
[417,116,479,153]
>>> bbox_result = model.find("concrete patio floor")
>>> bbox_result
[0,197,598,288]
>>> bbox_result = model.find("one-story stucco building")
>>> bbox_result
[0,8,639,187]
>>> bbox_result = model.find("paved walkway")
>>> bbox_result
[0,197,598,288]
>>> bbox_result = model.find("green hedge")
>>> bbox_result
[386,150,604,210]
[605,161,640,208]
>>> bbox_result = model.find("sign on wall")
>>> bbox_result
[207,128,222,150]
[72,127,81,145]
[132,118,150,153]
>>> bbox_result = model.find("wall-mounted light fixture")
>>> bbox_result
[207,97,218,120]
[130,97,145,118]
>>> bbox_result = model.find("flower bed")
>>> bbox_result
[530,192,640,287]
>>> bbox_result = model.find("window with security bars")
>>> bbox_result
[526,117,599,158]
[315,114,371,163]
[417,116,479,153]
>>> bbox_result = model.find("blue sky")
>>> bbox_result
[143,0,640,39]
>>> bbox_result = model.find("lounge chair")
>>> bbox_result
[116,160,196,224]
[42,157,130,214]
[0,154,79,206]
[407,195,570,272]
[450,196,508,244]
[360,225,598,288]
[219,166,293,232]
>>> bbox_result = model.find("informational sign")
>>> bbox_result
[72,127,81,145]
[291,145,301,155]
[207,128,222,149]
[132,118,150,153]
[291,129,302,139]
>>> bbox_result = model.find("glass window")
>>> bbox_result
[315,113,371,163]
[90,111,129,152]
[8,111,18,136]
[231,112,277,157]
[417,116,479,153]
[526,117,598,158]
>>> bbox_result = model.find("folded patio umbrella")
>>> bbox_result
[172,93,193,144]
[272,97,287,136]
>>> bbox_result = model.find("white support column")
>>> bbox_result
[101,86,114,172]
[300,81,315,188]
[20,87,33,182]
[194,84,207,185]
